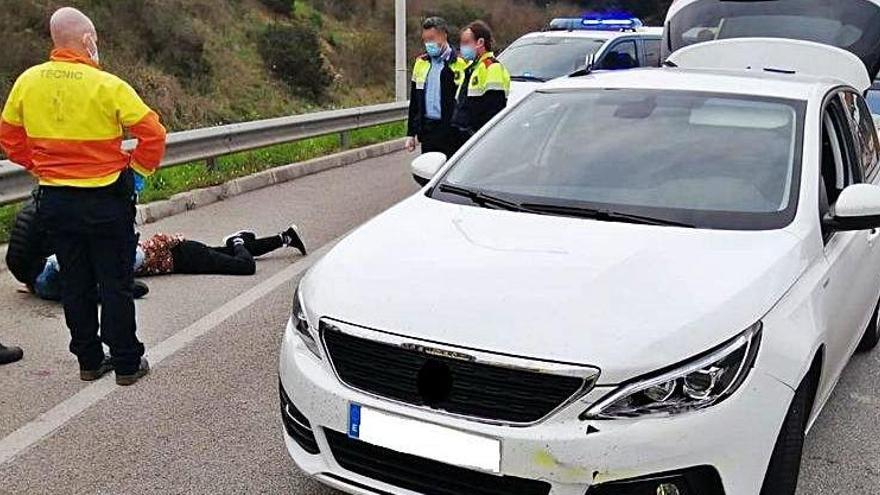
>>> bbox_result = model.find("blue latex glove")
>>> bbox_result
[133,172,146,193]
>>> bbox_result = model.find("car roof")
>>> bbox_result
[539,67,843,101]
[515,27,663,42]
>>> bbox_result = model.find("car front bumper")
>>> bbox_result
[279,326,794,495]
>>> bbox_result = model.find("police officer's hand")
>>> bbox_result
[405,136,418,153]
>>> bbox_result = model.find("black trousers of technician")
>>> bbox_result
[37,170,143,375]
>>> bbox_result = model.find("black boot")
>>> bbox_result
[133,280,150,299]
[0,343,23,365]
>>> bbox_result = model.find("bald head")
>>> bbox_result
[50,7,97,53]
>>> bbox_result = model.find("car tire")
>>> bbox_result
[759,371,813,495]
[856,298,880,353]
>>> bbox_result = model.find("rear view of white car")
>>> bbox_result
[279,7,880,495]
[499,15,662,104]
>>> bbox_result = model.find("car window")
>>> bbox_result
[644,38,662,67]
[841,92,880,181]
[601,40,639,70]
[820,95,861,213]
[820,94,864,239]
[436,89,806,231]
[499,37,607,82]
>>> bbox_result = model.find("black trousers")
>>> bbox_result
[169,234,285,276]
[169,235,284,275]
[38,171,143,374]
[419,120,461,158]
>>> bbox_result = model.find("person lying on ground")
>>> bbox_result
[31,226,307,301]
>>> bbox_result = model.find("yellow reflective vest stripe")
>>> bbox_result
[411,55,468,90]
[459,52,511,98]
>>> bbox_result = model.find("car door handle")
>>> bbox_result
[869,229,880,242]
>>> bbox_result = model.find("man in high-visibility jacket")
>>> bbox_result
[0,7,167,386]
[451,20,511,149]
[406,17,468,158]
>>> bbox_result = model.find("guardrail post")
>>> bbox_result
[206,156,217,172]
[340,131,351,150]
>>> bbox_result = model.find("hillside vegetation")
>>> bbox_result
[0,0,671,132]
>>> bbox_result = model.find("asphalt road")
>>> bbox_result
[0,149,877,494]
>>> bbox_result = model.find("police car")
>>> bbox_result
[499,15,663,103]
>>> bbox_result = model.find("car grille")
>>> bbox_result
[325,429,552,495]
[279,382,320,455]
[322,322,589,424]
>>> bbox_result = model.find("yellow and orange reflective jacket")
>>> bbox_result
[0,49,167,187]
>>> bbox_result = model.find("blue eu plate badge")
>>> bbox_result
[348,403,362,439]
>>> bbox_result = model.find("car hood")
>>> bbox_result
[508,81,544,105]
[303,195,808,384]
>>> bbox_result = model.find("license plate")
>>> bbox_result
[348,403,501,473]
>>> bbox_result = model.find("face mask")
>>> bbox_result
[460,45,477,61]
[85,35,100,64]
[425,42,442,58]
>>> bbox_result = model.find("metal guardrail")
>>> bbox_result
[0,101,409,206]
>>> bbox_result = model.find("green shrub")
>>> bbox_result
[338,31,393,87]
[258,23,332,100]
[311,0,364,20]
[138,1,212,84]
[260,0,294,17]
[422,0,490,36]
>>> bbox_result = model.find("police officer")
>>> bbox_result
[0,7,167,385]
[405,17,468,158]
[451,20,511,149]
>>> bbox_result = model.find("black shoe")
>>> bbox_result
[0,343,23,365]
[116,358,150,386]
[223,230,257,249]
[281,225,307,255]
[133,281,150,300]
[80,355,114,381]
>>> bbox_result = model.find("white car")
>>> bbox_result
[279,39,880,495]
[499,17,663,104]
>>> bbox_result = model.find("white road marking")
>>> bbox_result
[0,241,336,466]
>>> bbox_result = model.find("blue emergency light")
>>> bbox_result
[548,12,643,32]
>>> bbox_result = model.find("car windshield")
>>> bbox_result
[499,37,606,81]
[664,0,880,78]
[435,90,805,230]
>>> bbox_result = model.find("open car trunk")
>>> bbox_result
[663,0,880,80]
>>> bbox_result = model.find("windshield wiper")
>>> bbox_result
[510,75,547,82]
[438,184,534,213]
[520,203,696,228]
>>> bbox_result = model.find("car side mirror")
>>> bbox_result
[824,183,880,231]
[411,152,447,186]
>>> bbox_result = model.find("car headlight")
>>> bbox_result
[290,287,322,359]
[583,322,762,420]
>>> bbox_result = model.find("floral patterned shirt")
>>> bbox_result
[137,233,184,276]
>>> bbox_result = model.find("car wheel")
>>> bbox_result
[856,297,880,353]
[759,371,813,495]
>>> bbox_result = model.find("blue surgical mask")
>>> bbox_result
[425,42,442,58]
[460,45,477,61]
